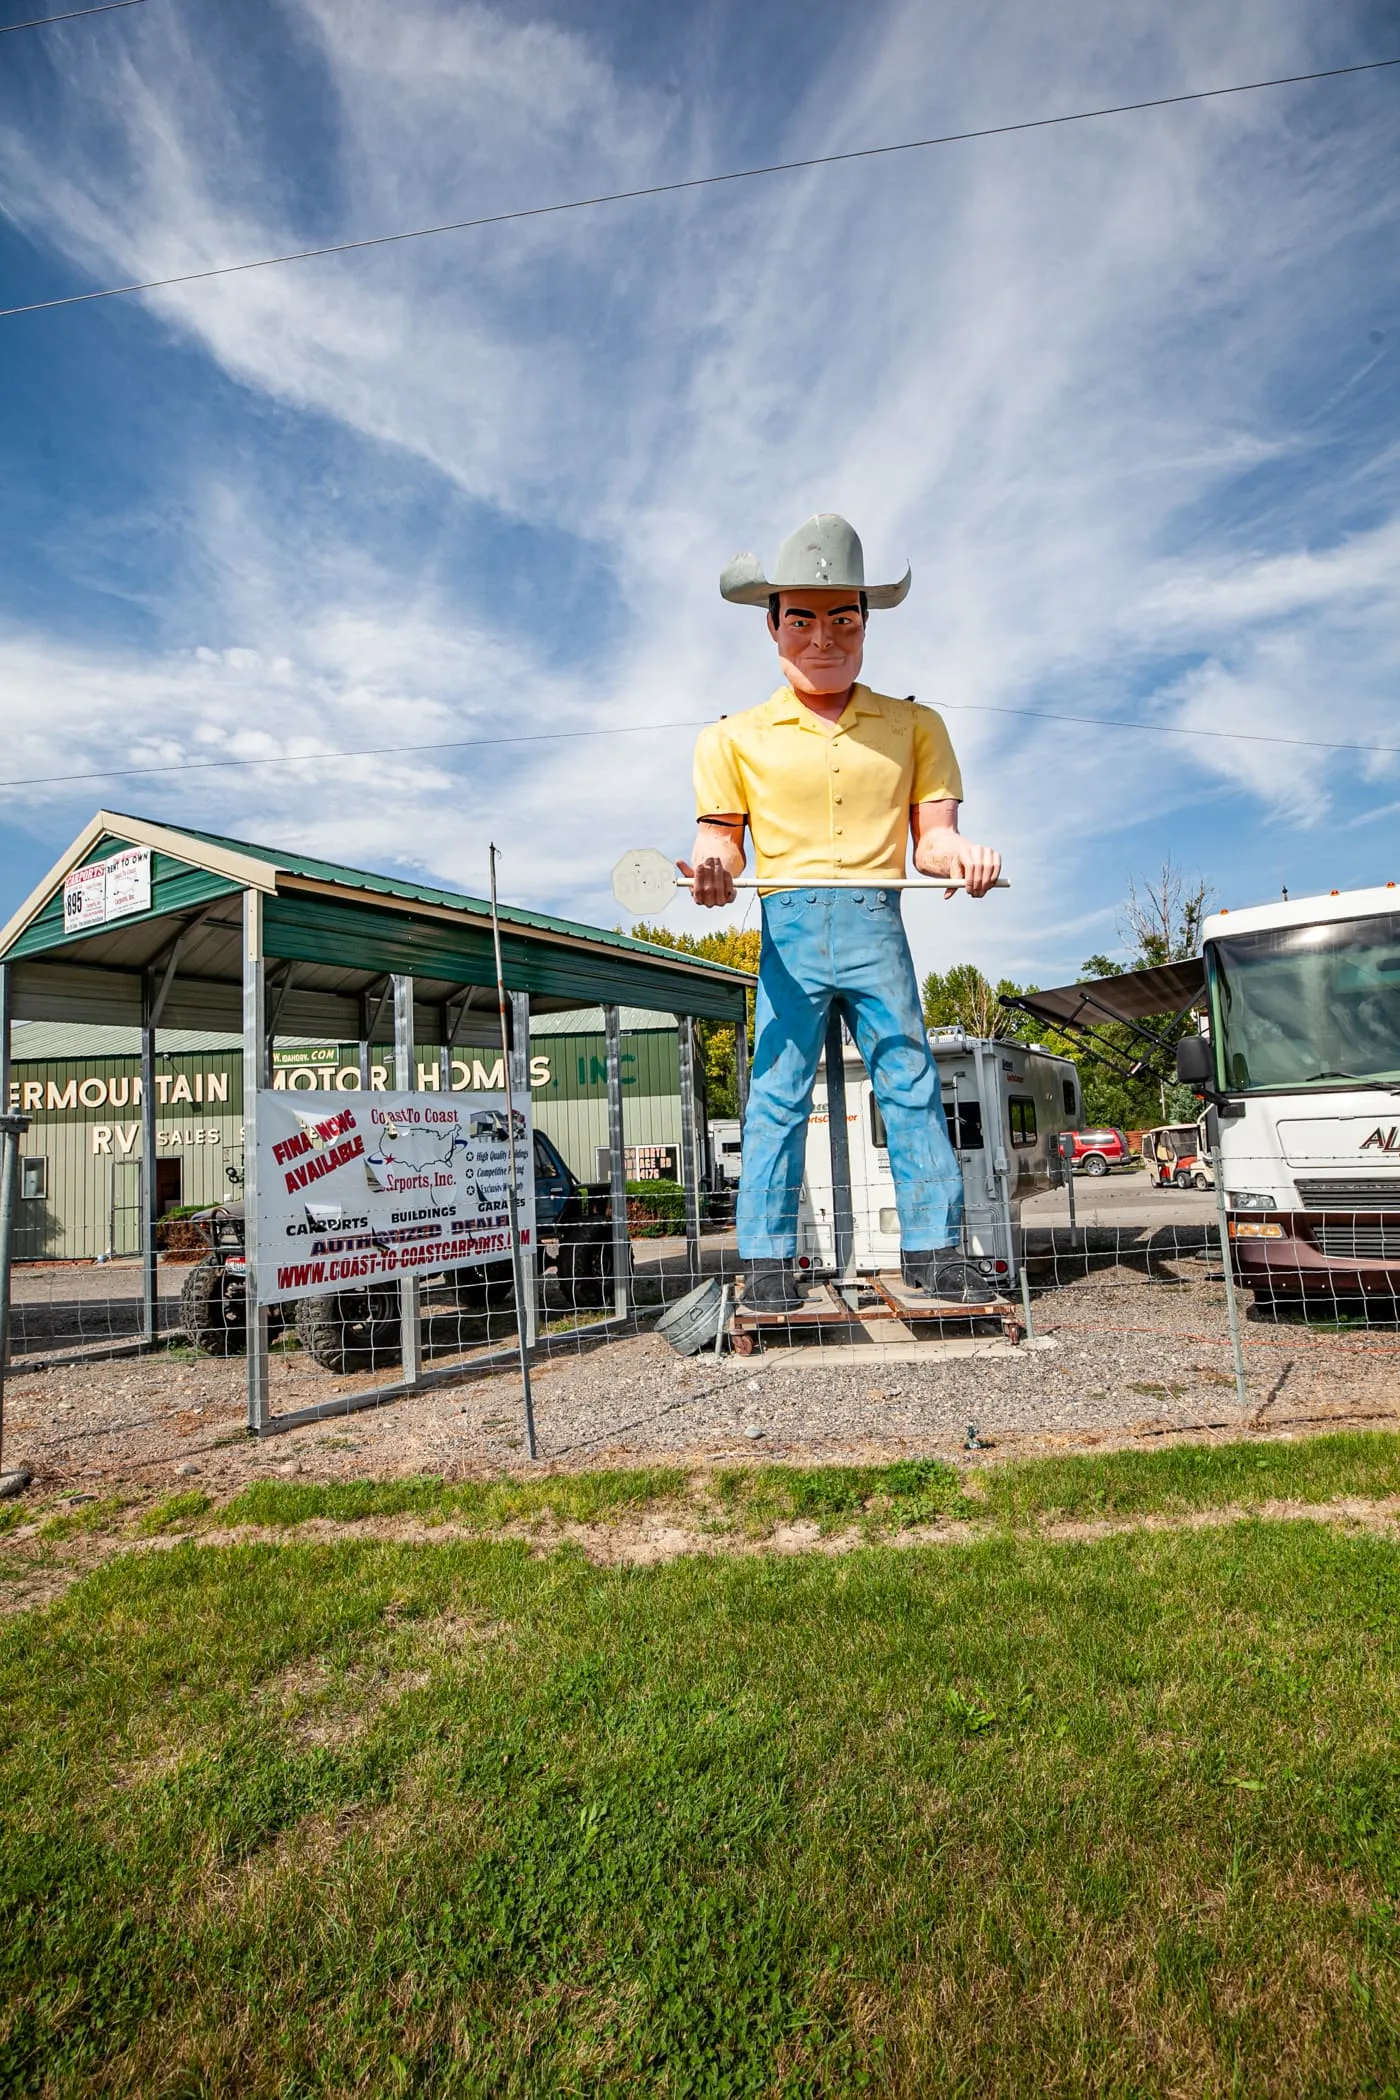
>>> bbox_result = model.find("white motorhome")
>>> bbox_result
[798,1028,1082,1288]
[709,1117,743,1187]
[1179,883,1400,1302]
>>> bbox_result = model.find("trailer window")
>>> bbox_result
[944,1098,984,1151]
[1009,1097,1037,1147]
[1062,1080,1076,1117]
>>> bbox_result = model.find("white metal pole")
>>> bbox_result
[140,971,159,1347]
[242,890,271,1434]
[489,846,537,1461]
[678,1019,702,1286]
[1211,1139,1250,1411]
[603,1004,630,1320]
[509,990,538,1350]
[392,975,422,1387]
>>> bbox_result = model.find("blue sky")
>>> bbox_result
[1,0,1398,992]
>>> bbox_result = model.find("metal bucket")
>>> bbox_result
[655,1277,725,1356]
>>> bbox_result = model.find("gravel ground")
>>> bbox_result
[5,1245,1397,1502]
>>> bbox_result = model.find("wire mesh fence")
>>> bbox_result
[4,1123,1399,1494]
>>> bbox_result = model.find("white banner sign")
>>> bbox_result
[254,1089,535,1306]
[63,846,152,931]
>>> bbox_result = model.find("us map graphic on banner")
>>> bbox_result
[255,1091,535,1306]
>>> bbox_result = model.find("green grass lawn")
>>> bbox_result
[5,1442,1400,2092]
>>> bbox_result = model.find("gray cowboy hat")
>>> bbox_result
[719,512,911,610]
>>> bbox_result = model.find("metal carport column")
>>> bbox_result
[243,889,271,1433]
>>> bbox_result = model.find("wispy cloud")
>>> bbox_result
[1,0,1397,985]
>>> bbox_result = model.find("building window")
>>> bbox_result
[20,1156,47,1201]
[1009,1097,1037,1147]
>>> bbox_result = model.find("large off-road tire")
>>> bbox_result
[451,1266,517,1314]
[557,1220,634,1311]
[295,1287,402,1374]
[180,1257,247,1355]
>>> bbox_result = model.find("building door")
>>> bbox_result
[155,1159,183,1216]
[110,1161,142,1257]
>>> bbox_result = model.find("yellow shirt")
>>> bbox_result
[692,684,963,887]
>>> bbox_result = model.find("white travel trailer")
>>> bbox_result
[798,1028,1083,1288]
[1177,883,1400,1303]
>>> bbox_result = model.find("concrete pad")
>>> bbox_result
[761,1337,1021,1365]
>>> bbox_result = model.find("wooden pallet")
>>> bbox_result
[728,1273,1023,1355]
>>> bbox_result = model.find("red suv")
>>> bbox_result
[1062,1128,1132,1177]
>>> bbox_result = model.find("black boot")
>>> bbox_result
[900,1250,991,1305]
[743,1259,805,1313]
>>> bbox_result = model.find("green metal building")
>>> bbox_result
[5,1008,688,1262]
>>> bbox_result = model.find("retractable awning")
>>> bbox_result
[1000,957,1205,1077]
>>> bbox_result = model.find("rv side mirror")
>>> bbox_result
[1175,1035,1213,1087]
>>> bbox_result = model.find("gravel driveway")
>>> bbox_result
[5,1229,1396,1500]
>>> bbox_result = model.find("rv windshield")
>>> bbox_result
[1211,911,1400,1091]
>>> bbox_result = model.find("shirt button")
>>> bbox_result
[835,827,843,835]
[852,892,864,903]
[834,795,842,805]
[877,891,887,903]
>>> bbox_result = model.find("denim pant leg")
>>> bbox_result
[736,893,832,1258]
[832,892,965,1251]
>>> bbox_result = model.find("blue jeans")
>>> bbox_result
[737,887,964,1259]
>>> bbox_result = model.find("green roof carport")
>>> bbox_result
[0,812,754,1438]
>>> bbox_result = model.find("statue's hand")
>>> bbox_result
[915,832,1002,899]
[679,857,736,908]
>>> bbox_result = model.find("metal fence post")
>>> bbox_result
[678,1018,702,1285]
[824,1008,855,1282]
[393,974,422,1386]
[1211,1139,1249,1411]
[1059,1131,1078,1246]
[604,1004,630,1320]
[242,890,271,1434]
[140,973,159,1347]
[0,1113,32,1483]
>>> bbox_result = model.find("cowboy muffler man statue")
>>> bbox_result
[688,513,1002,1314]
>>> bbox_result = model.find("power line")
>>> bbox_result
[2,698,1398,793]
[1,0,147,34]
[2,55,1396,320]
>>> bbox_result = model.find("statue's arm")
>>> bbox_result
[910,798,1002,898]
[682,817,746,908]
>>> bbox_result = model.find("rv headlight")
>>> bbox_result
[1229,1220,1286,1240]
[1230,1191,1275,1211]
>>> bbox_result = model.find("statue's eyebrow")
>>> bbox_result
[781,601,861,618]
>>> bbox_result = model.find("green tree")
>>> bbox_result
[922,963,1035,1042]
[628,921,760,1118]
[1009,858,1209,1129]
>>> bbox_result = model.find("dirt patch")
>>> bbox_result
[7,1492,1400,1615]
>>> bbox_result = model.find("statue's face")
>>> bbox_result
[769,589,866,696]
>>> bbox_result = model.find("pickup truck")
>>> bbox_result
[182,1130,630,1372]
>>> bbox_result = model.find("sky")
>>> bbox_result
[0,0,1397,995]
